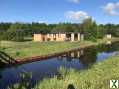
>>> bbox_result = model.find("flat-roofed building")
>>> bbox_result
[33,32,84,42]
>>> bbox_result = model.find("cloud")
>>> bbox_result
[65,11,90,20]
[38,20,47,23]
[103,2,119,16]
[68,0,80,4]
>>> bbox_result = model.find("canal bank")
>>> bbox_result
[13,38,119,64]
[0,38,119,65]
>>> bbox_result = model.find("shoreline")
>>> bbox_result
[15,45,94,64]
[15,38,119,65]
[1,38,119,66]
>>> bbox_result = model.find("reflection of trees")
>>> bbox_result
[0,62,6,68]
[97,42,119,53]
[110,42,119,51]
[0,75,1,79]
[79,41,119,67]
[0,69,3,79]
[79,47,97,66]
[57,41,119,66]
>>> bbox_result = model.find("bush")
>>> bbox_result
[15,51,20,56]
[2,31,24,42]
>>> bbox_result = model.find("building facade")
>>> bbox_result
[33,33,84,42]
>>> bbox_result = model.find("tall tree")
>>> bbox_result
[81,18,97,41]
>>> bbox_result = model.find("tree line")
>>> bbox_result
[0,18,119,42]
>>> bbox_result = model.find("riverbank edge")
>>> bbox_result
[15,38,119,64]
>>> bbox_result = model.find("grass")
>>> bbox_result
[0,41,92,59]
[34,54,119,89]
[0,37,119,59]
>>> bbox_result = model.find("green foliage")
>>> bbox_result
[88,36,97,42]
[97,24,105,38]
[0,22,11,31]
[13,31,24,42]
[8,23,25,31]
[81,18,98,41]
[2,30,24,42]
[52,23,79,32]
[15,51,20,56]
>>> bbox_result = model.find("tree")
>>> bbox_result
[52,23,79,33]
[31,22,49,34]
[97,24,105,38]
[8,22,27,31]
[81,18,97,41]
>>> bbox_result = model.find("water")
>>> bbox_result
[0,41,119,89]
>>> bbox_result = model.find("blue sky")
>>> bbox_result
[0,0,119,24]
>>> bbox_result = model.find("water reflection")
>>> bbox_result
[59,46,97,67]
[58,41,119,66]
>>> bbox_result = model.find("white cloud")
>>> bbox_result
[65,11,90,20]
[68,0,80,4]
[103,2,119,16]
[38,20,47,23]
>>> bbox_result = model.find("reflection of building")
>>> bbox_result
[33,32,84,42]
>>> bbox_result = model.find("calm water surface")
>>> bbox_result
[0,41,119,89]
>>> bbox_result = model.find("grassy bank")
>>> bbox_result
[0,41,92,59]
[34,54,119,89]
[0,38,119,59]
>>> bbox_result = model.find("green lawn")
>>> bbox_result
[34,54,119,89]
[0,41,94,59]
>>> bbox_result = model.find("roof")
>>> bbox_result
[34,32,82,34]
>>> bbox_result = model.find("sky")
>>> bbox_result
[0,0,119,24]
